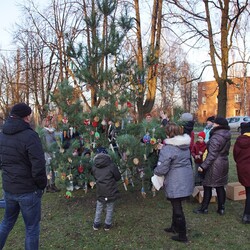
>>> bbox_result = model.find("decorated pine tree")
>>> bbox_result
[38,80,166,198]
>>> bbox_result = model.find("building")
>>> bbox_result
[197,77,250,123]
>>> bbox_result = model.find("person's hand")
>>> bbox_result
[198,167,203,172]
[160,111,167,119]
[157,143,163,150]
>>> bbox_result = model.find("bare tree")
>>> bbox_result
[163,0,249,117]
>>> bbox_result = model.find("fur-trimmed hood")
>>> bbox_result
[163,133,191,147]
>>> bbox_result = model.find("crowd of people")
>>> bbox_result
[0,103,250,248]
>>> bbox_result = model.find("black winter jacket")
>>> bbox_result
[0,116,47,193]
[92,153,121,202]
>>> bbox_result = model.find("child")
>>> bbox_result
[191,131,207,186]
[92,151,121,231]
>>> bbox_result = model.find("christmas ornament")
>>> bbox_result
[67,174,73,180]
[84,119,90,125]
[115,121,120,128]
[94,131,100,139]
[143,133,151,143]
[89,181,95,188]
[62,115,68,124]
[150,137,157,145]
[61,173,66,180]
[124,177,129,186]
[92,121,98,127]
[65,191,72,199]
[69,127,74,137]
[127,101,132,108]
[133,158,139,165]
[94,116,99,122]
[78,165,84,173]
[101,119,107,126]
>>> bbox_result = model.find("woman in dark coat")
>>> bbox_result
[193,117,231,215]
[233,122,250,224]
[154,122,193,243]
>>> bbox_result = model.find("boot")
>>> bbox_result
[242,214,250,224]
[216,186,226,215]
[193,206,208,214]
[193,186,211,214]
[46,186,56,193]
[171,233,188,243]
[51,184,61,192]
[171,216,188,243]
[217,204,225,215]
[164,214,177,234]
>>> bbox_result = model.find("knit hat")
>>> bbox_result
[214,116,228,126]
[240,122,250,135]
[207,116,215,123]
[198,131,206,139]
[10,103,32,118]
[180,113,193,122]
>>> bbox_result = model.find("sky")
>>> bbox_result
[0,0,214,81]
[0,0,20,51]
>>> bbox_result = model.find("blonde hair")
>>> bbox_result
[165,122,184,138]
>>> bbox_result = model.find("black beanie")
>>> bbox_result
[207,116,215,122]
[10,103,32,118]
[240,122,250,135]
[214,116,228,126]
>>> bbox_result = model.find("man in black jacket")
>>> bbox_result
[0,103,47,250]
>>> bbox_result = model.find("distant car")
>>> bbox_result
[226,116,250,132]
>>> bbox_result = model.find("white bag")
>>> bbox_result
[151,174,164,191]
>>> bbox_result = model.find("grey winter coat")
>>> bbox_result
[201,125,231,187]
[154,134,194,199]
[92,153,121,203]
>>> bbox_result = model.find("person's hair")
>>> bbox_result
[165,122,184,138]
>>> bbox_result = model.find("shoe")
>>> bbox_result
[51,184,61,192]
[217,209,225,215]
[46,186,56,193]
[104,224,111,231]
[193,207,208,214]
[171,235,188,243]
[93,223,101,230]
[164,227,177,234]
[242,214,250,224]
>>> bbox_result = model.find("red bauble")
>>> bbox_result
[84,119,90,125]
[78,165,84,173]
[92,121,98,127]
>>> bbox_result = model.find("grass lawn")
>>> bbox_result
[1,133,249,250]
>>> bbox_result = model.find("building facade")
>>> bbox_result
[197,77,250,124]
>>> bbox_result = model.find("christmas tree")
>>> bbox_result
[38,80,166,198]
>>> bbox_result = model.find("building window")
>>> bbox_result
[202,97,206,104]
[235,110,240,116]
[234,94,241,103]
[203,110,207,117]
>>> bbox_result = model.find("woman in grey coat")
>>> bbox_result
[154,122,194,243]
[194,117,231,215]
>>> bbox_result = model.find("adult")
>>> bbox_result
[41,118,60,193]
[233,122,250,224]
[154,122,193,243]
[193,117,231,215]
[0,103,47,250]
[180,112,195,151]
[203,116,215,143]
